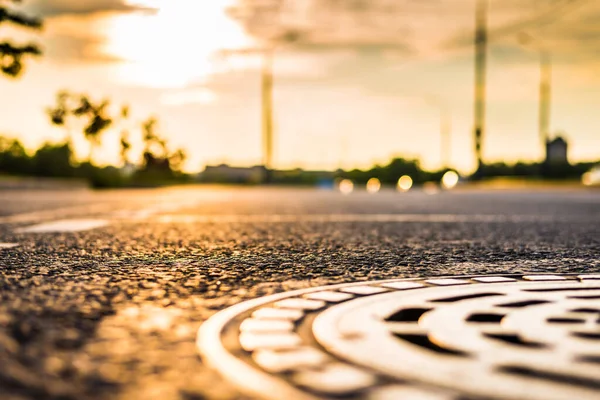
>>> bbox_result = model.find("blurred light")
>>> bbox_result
[441,171,460,190]
[423,182,440,195]
[581,171,594,186]
[105,2,252,88]
[582,172,593,186]
[582,167,600,187]
[339,179,354,195]
[397,175,413,192]
[317,179,335,190]
[366,178,381,193]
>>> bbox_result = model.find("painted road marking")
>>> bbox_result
[8,197,207,234]
[16,219,110,233]
[9,211,592,235]
[0,203,114,225]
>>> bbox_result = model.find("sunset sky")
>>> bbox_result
[1,0,599,173]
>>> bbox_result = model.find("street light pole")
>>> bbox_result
[217,43,279,184]
[261,50,274,183]
[539,50,551,147]
[424,96,452,170]
[473,0,488,176]
[440,108,451,169]
[517,32,552,156]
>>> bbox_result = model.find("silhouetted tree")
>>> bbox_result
[46,91,115,164]
[120,105,129,119]
[377,158,422,184]
[45,95,190,186]
[135,116,189,182]
[31,142,73,177]
[0,136,31,174]
[79,97,112,162]
[0,0,41,78]
[117,105,132,166]
[141,116,169,160]
[46,91,73,145]
[120,131,131,165]
[169,148,187,171]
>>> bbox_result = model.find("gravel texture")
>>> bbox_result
[0,186,599,400]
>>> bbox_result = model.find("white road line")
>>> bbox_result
[0,243,19,249]
[11,199,206,234]
[16,219,109,233]
[0,203,115,225]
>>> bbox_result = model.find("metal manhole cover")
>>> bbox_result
[197,274,600,400]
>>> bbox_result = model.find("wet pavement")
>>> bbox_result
[0,185,599,400]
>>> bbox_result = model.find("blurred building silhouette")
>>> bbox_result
[198,164,338,185]
[200,164,266,184]
[545,136,568,165]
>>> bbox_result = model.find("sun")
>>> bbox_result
[103,0,253,88]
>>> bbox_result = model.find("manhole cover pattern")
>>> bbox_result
[197,274,600,400]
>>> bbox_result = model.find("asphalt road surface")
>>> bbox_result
[0,185,599,400]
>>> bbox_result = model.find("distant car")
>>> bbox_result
[582,166,600,186]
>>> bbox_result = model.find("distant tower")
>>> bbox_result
[543,135,569,178]
[473,0,488,175]
[545,136,568,165]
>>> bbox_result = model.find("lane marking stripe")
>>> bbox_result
[16,219,109,233]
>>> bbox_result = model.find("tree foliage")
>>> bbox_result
[0,0,42,78]
[2,87,190,187]
[139,116,187,174]
[47,91,115,163]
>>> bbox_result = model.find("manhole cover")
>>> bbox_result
[197,274,600,400]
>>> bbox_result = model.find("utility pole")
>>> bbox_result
[440,108,451,169]
[517,32,552,157]
[539,50,551,148]
[473,0,488,176]
[424,96,452,170]
[261,51,274,183]
[338,136,348,171]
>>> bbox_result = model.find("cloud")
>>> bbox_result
[231,0,600,67]
[44,33,120,62]
[22,0,155,17]
[34,13,117,63]
[161,89,217,106]
[228,0,421,52]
